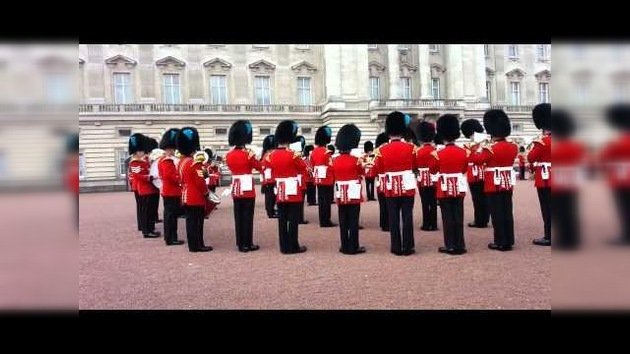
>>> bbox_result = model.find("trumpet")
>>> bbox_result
[194,150,210,164]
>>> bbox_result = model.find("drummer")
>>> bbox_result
[158,128,185,246]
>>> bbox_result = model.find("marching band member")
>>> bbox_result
[469,109,518,251]
[374,132,390,232]
[430,114,468,255]
[295,135,309,225]
[205,148,220,193]
[303,144,318,206]
[527,103,552,246]
[518,147,527,180]
[362,141,377,201]
[158,128,184,246]
[128,134,161,238]
[461,119,490,229]
[226,120,262,252]
[551,109,585,249]
[261,134,279,218]
[415,121,438,231]
[600,103,630,246]
[146,137,162,224]
[177,127,212,252]
[267,120,309,254]
[65,134,80,229]
[373,111,418,256]
[311,126,336,227]
[332,124,366,255]
[127,133,144,231]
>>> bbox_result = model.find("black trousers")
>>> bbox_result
[553,191,578,248]
[134,191,142,231]
[439,197,466,250]
[519,167,526,180]
[317,185,334,225]
[306,183,317,205]
[233,198,256,249]
[185,206,206,251]
[208,185,216,193]
[277,202,301,253]
[613,187,630,242]
[163,196,182,243]
[487,191,515,247]
[338,204,361,252]
[377,192,389,230]
[138,194,157,235]
[537,187,551,241]
[387,196,415,253]
[469,182,489,226]
[419,186,438,229]
[149,193,160,222]
[365,178,376,200]
[262,184,277,217]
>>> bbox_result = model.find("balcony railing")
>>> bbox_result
[78,103,323,114]
[372,99,464,108]
[491,105,535,112]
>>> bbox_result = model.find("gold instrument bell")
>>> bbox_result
[194,150,209,164]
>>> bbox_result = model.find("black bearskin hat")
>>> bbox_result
[303,144,314,158]
[519,146,526,153]
[204,148,214,160]
[159,128,180,150]
[335,124,361,153]
[327,144,336,154]
[533,103,551,131]
[437,114,461,142]
[552,109,577,138]
[434,133,444,146]
[67,133,79,154]
[386,111,411,137]
[228,120,253,147]
[315,126,333,146]
[262,134,277,155]
[145,137,158,153]
[364,141,374,153]
[483,109,511,138]
[176,127,200,156]
[606,103,630,131]
[294,135,306,150]
[128,133,146,155]
[460,119,484,139]
[375,132,388,148]
[275,120,299,145]
[416,121,436,143]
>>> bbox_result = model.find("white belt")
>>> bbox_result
[418,168,430,172]
[488,167,516,186]
[488,167,514,173]
[386,170,413,177]
[232,174,253,192]
[336,180,360,186]
[467,163,475,166]
[275,177,299,183]
[438,173,467,193]
[232,174,253,181]
[533,162,552,168]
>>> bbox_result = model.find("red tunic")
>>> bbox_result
[310,146,334,186]
[225,147,262,199]
[129,159,158,196]
[206,164,220,188]
[178,156,208,206]
[552,139,586,192]
[415,143,436,188]
[463,142,485,184]
[158,156,181,197]
[332,153,364,205]
[65,158,79,195]
[260,151,275,186]
[373,139,418,197]
[267,147,308,203]
[600,132,630,188]
[527,134,552,188]
[362,153,378,179]
[429,144,468,199]
[469,139,519,193]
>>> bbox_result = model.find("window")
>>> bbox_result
[302,127,312,135]
[486,81,492,101]
[537,44,550,61]
[539,82,549,103]
[162,74,181,104]
[431,78,440,99]
[215,128,227,135]
[510,82,521,105]
[79,152,86,179]
[116,149,128,177]
[113,73,133,104]
[400,77,411,99]
[45,73,72,103]
[368,44,378,50]
[508,45,519,59]
[255,76,271,105]
[297,77,312,105]
[369,77,380,100]
[484,44,490,57]
[429,44,440,53]
[260,128,271,135]
[512,123,524,133]
[209,75,228,104]
[118,128,132,137]
[296,45,310,50]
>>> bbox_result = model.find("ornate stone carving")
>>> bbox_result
[430,63,446,78]
[505,68,526,81]
[290,61,317,74]
[203,57,232,72]
[534,69,551,82]
[105,54,137,68]
[486,67,495,78]
[399,62,417,77]
[248,59,276,74]
[155,56,186,68]
[368,61,386,76]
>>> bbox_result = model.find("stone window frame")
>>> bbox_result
[249,59,276,105]
[290,61,317,105]
[155,56,186,104]
[368,61,386,100]
[203,57,233,105]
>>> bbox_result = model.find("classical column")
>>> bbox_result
[446,44,464,100]
[474,45,487,102]
[323,45,342,101]
[387,44,400,99]
[418,44,432,99]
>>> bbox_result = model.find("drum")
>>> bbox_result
[150,160,162,190]
[204,191,222,218]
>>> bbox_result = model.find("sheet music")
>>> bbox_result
[473,132,489,143]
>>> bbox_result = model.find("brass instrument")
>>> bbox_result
[194,150,209,164]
